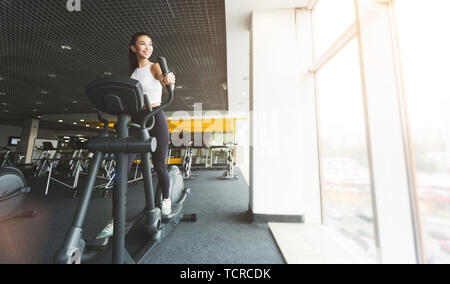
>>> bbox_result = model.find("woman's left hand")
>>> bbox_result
[160,72,175,85]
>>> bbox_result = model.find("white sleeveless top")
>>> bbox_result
[131,64,162,105]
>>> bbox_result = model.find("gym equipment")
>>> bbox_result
[222,143,238,180]
[0,147,13,167]
[96,154,144,198]
[33,142,58,178]
[38,142,91,197]
[170,141,198,180]
[167,142,195,180]
[0,147,24,167]
[43,155,86,197]
[54,57,196,264]
[0,166,37,222]
[181,143,196,179]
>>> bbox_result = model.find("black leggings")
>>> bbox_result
[127,110,170,199]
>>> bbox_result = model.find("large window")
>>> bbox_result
[310,0,450,264]
[316,38,377,263]
[395,0,450,264]
[313,0,377,263]
[314,0,355,56]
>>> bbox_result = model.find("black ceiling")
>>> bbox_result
[0,0,228,123]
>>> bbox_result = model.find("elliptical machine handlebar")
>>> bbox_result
[96,111,110,137]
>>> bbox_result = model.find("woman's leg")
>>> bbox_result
[149,111,170,199]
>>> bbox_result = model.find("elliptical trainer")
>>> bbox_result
[0,166,37,223]
[54,57,196,264]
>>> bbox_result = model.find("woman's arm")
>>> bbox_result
[153,63,175,94]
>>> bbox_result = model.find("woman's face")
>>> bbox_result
[131,35,153,59]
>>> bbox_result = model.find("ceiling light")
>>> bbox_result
[73,122,77,125]
[40,90,48,95]
[61,45,72,50]
[185,97,192,100]
[176,86,183,89]
[33,109,38,112]
[48,73,57,78]
[86,125,90,127]
[72,100,78,104]
[0,92,6,96]
[35,101,42,105]
[1,103,7,106]
[58,120,63,123]
[80,119,85,122]
[104,72,112,76]
[0,76,5,80]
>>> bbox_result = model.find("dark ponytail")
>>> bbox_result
[128,31,152,76]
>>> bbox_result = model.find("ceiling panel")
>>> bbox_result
[0,0,228,127]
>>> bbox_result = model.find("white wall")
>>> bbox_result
[251,9,304,216]
[225,1,322,221]
[234,113,250,183]
[224,0,309,188]
[225,0,308,113]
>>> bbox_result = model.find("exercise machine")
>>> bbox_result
[54,57,196,264]
[222,142,238,180]
[167,141,197,180]
[0,147,24,167]
[178,141,198,180]
[96,153,144,198]
[0,147,13,167]
[0,166,37,222]
[181,143,196,179]
[33,142,58,178]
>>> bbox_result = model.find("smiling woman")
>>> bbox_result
[127,31,175,207]
[93,32,178,240]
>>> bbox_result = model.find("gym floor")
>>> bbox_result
[0,168,284,264]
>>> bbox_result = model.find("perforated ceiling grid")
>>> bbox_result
[0,0,228,120]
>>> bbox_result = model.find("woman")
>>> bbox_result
[97,32,175,239]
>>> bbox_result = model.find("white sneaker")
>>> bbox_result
[96,219,114,239]
[161,198,172,215]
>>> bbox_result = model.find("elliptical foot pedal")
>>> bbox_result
[85,237,110,250]
[162,203,182,223]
